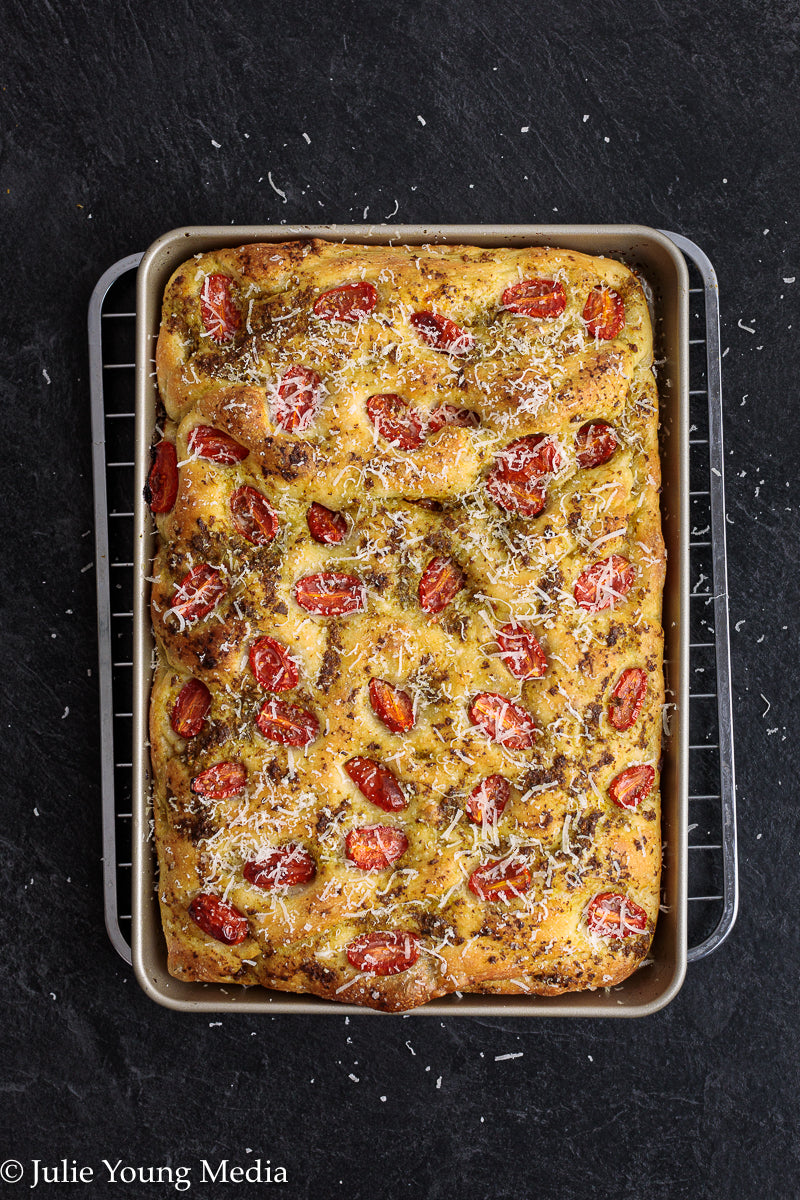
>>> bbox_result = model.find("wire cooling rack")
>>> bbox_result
[88,235,738,971]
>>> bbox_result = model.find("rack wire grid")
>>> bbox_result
[89,234,738,972]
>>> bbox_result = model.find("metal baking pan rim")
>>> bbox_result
[132,223,689,1017]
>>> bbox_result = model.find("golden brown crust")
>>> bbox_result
[150,239,664,1012]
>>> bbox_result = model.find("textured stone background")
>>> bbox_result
[2,2,798,1197]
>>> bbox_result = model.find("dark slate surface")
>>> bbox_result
[2,2,798,1197]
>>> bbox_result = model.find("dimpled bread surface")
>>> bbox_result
[149,239,665,1012]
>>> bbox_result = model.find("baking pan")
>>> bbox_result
[131,225,689,1015]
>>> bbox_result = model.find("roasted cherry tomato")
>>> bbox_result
[170,678,211,737]
[419,555,464,615]
[486,434,562,517]
[188,892,248,944]
[307,501,348,544]
[344,757,407,812]
[468,857,531,900]
[410,310,475,355]
[249,636,299,692]
[575,420,619,469]
[586,891,648,937]
[497,623,547,679]
[346,931,419,975]
[486,470,548,517]
[426,404,480,434]
[191,761,247,799]
[273,365,323,433]
[171,563,226,623]
[608,668,648,731]
[495,434,563,482]
[368,677,415,733]
[468,692,537,750]
[229,485,279,545]
[608,763,656,810]
[243,845,316,889]
[295,572,366,616]
[501,278,567,319]
[256,697,319,746]
[187,424,249,464]
[573,555,635,612]
[313,281,377,322]
[147,440,178,513]
[199,274,241,344]
[366,393,425,449]
[346,825,409,870]
[466,775,510,825]
[583,286,625,340]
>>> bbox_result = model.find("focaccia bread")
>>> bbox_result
[148,238,665,1012]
